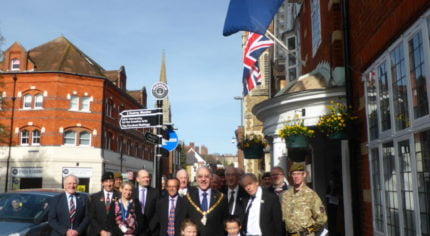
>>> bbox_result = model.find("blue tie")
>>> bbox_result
[201,192,208,211]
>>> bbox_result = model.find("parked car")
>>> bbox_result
[0,189,62,236]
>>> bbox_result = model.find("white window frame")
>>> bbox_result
[34,94,43,109]
[20,130,29,145]
[80,96,90,112]
[69,95,79,111]
[310,0,321,56]
[23,94,32,110]
[285,34,300,82]
[32,130,41,146]
[79,131,91,146]
[11,58,20,71]
[364,13,430,236]
[63,130,76,145]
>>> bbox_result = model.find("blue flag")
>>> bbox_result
[223,0,284,36]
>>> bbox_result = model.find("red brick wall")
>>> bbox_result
[0,72,154,161]
[299,0,344,74]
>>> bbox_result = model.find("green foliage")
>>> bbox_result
[278,115,314,139]
[317,101,357,136]
[237,134,267,150]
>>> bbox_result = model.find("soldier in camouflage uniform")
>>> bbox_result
[280,162,327,236]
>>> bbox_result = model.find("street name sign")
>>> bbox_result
[119,108,162,129]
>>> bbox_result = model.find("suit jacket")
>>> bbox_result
[223,186,249,220]
[88,190,120,235]
[48,192,90,236]
[133,186,160,235]
[151,195,187,236]
[242,189,283,236]
[185,188,228,236]
[105,199,144,236]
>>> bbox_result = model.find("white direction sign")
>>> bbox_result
[119,109,162,129]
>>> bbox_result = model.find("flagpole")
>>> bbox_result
[264,30,304,65]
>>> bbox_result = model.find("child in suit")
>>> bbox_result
[224,216,242,236]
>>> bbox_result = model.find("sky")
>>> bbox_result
[0,0,244,155]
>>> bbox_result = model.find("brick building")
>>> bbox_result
[0,37,155,193]
[350,1,430,235]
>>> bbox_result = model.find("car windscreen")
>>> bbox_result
[0,193,52,222]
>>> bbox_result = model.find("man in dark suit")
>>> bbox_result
[223,167,249,220]
[88,172,120,236]
[48,175,90,236]
[185,167,228,236]
[134,169,159,236]
[151,177,187,236]
[240,173,283,236]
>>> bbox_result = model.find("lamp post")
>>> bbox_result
[234,96,244,170]
[5,74,17,192]
[233,96,243,128]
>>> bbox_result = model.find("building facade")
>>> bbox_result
[0,37,155,193]
[351,1,430,235]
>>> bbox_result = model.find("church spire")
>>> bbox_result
[158,50,171,124]
[159,49,167,83]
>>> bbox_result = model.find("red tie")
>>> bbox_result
[167,198,176,236]
[105,193,111,214]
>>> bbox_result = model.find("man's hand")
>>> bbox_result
[100,230,111,236]
[66,229,79,236]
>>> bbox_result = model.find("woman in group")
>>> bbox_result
[106,182,143,236]
[180,219,198,236]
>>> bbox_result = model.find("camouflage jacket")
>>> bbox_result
[280,185,327,233]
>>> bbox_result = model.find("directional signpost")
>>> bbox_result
[144,132,159,145]
[119,109,162,129]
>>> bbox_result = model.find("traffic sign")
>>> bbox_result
[161,130,179,151]
[152,82,169,100]
[119,109,162,129]
[144,132,159,145]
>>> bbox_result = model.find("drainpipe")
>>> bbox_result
[341,0,359,235]
[5,74,17,192]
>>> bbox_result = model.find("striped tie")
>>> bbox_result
[69,195,76,226]
[167,198,176,236]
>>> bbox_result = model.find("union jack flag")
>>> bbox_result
[242,32,274,95]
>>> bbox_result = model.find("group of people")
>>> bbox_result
[47,163,327,236]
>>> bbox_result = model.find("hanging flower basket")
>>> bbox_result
[278,115,314,149]
[286,135,309,149]
[328,131,347,140]
[317,101,357,139]
[243,145,265,159]
[238,134,267,159]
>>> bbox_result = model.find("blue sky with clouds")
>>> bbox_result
[0,0,244,154]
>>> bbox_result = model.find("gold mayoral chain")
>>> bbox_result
[186,192,224,226]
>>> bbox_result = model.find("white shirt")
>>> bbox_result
[198,188,212,208]
[168,195,178,212]
[228,185,239,214]
[138,186,148,204]
[178,187,188,196]
[246,187,262,236]
[103,190,113,202]
[65,192,77,211]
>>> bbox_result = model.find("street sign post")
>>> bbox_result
[119,109,162,129]
[162,130,179,151]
